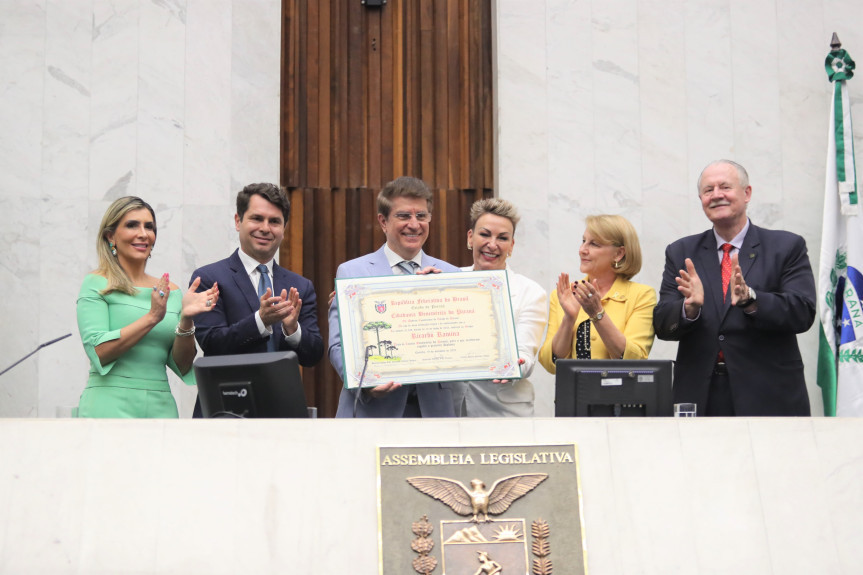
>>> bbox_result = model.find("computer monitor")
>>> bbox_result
[554,359,674,417]
[193,351,309,418]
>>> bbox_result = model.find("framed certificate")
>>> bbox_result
[335,270,522,389]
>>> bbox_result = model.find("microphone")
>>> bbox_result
[0,333,73,377]
[353,344,378,417]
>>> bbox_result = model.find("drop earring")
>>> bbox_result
[613,259,621,269]
[467,242,473,251]
[109,242,117,257]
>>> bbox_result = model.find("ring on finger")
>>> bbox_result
[206,299,212,307]
[159,290,166,297]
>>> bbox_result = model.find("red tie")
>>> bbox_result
[717,243,734,364]
[721,243,733,303]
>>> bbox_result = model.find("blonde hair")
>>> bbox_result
[584,214,642,280]
[468,198,520,233]
[95,197,157,295]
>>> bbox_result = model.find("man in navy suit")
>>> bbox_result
[191,183,323,416]
[653,160,816,416]
[329,176,460,418]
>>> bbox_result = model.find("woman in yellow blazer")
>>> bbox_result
[539,214,656,372]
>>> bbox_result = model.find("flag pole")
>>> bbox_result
[817,33,860,416]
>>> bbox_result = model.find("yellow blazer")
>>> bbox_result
[538,276,656,373]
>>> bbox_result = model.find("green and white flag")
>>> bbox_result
[817,46,863,416]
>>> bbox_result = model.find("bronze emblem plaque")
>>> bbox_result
[377,444,586,575]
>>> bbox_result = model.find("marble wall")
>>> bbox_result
[1,0,862,417]
[0,0,280,416]
[496,0,863,416]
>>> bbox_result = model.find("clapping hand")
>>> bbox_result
[183,277,219,318]
[676,258,704,319]
[149,273,170,323]
[573,278,602,318]
[258,286,303,335]
[556,273,582,319]
[729,253,751,307]
[280,287,303,335]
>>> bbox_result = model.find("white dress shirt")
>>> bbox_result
[382,244,424,274]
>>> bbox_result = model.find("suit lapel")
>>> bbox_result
[695,232,723,317]
[369,246,395,276]
[419,251,439,271]
[229,250,262,312]
[738,224,759,280]
[272,263,287,294]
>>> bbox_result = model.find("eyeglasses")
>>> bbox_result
[392,211,430,222]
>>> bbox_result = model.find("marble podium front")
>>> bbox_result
[1,417,860,574]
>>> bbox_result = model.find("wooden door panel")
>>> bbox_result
[281,0,493,417]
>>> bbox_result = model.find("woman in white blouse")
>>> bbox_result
[452,198,548,417]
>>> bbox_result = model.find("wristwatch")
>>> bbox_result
[590,309,605,322]
[735,286,757,308]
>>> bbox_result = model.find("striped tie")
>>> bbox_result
[396,260,419,275]
[257,264,278,352]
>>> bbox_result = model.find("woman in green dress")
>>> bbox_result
[76,197,220,418]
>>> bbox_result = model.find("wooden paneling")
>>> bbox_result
[280,0,494,417]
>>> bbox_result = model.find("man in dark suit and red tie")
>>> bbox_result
[190,183,323,416]
[653,160,816,416]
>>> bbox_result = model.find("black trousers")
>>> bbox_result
[402,386,421,418]
[705,363,735,416]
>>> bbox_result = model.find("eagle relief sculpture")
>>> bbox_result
[406,473,548,522]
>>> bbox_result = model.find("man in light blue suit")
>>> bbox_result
[329,176,460,418]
